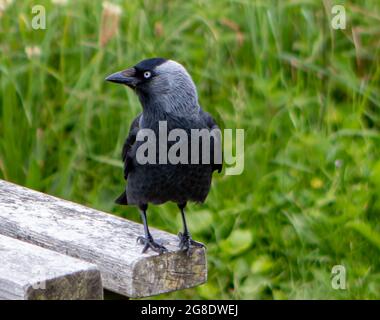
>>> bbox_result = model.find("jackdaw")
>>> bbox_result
[106,58,222,254]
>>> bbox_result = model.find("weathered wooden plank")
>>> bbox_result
[0,234,103,300]
[0,179,207,298]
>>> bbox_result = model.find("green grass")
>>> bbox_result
[1,0,380,299]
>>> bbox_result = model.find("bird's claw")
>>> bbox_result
[136,236,168,254]
[178,232,205,256]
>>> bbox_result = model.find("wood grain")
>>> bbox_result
[0,234,102,300]
[0,179,207,298]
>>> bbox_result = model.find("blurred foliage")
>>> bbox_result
[1,0,380,299]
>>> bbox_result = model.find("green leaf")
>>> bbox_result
[370,161,380,188]
[346,221,380,251]
[197,282,220,299]
[251,255,274,274]
[220,229,253,256]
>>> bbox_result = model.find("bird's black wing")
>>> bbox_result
[115,113,141,205]
[121,114,141,178]
[200,110,223,173]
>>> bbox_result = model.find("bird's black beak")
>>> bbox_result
[105,67,138,88]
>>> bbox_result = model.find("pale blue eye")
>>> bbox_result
[143,71,151,79]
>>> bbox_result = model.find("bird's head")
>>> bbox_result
[106,58,199,113]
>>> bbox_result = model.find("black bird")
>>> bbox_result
[106,58,222,254]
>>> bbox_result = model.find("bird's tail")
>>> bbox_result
[115,191,128,205]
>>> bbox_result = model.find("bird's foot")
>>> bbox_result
[178,232,205,255]
[136,236,168,254]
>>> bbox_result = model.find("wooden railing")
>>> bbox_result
[0,179,206,300]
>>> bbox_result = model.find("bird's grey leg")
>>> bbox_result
[136,204,168,254]
[178,203,205,254]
